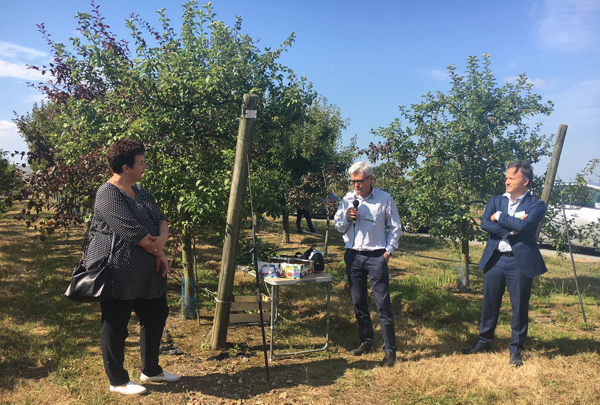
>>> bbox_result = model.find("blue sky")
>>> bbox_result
[1,0,598,180]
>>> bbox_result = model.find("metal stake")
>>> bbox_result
[558,182,588,325]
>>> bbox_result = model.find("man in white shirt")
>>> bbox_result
[335,161,402,367]
[462,161,547,367]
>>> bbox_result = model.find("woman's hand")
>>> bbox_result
[156,253,169,278]
[143,234,167,255]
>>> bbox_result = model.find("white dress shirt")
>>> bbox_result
[496,191,528,252]
[334,187,402,255]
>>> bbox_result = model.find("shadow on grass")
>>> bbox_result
[534,275,600,301]
[533,336,600,356]
[146,358,370,399]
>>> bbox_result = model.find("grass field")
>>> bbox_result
[1,203,599,404]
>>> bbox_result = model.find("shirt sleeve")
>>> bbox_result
[94,185,150,246]
[334,197,351,233]
[385,195,402,255]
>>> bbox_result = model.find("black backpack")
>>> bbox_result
[295,247,325,273]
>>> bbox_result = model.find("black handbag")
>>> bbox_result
[65,226,115,303]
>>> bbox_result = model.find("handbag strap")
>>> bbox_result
[107,232,116,264]
[81,214,116,263]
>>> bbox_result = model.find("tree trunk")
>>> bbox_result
[282,211,290,243]
[181,225,196,319]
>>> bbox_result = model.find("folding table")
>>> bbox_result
[263,272,333,360]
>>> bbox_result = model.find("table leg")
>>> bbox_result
[324,281,331,349]
[269,284,276,361]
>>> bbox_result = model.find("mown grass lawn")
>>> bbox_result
[1,202,599,404]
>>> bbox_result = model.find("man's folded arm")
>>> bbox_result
[497,200,546,234]
[481,198,511,238]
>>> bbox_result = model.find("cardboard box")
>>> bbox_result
[280,262,314,279]
[257,261,282,278]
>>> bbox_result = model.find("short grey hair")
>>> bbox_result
[348,161,373,178]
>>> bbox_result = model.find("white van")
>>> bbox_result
[544,182,600,248]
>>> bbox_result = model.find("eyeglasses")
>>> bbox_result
[349,176,371,185]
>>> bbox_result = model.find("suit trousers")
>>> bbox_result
[345,249,397,352]
[100,295,169,386]
[478,253,533,354]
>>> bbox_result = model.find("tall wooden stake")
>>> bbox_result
[537,124,568,239]
[211,94,259,349]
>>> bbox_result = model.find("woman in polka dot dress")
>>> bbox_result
[85,139,180,395]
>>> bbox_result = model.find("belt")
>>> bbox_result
[497,251,514,257]
[349,249,386,257]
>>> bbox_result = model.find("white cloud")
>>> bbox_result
[0,41,47,61]
[0,120,28,157]
[532,0,600,52]
[0,59,45,81]
[503,75,558,90]
[0,41,48,81]
[422,68,449,82]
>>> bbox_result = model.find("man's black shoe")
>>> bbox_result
[509,353,523,367]
[349,342,372,356]
[461,343,491,354]
[381,351,396,367]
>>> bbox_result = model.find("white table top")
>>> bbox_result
[263,272,333,286]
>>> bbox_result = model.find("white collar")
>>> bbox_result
[503,190,529,203]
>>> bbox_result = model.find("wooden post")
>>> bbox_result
[537,124,568,239]
[211,94,259,349]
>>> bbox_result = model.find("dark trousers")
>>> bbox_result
[477,253,533,354]
[296,208,315,233]
[100,295,169,386]
[345,249,397,352]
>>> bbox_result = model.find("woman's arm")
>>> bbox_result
[142,220,169,255]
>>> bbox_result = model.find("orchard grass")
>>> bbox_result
[1,203,599,404]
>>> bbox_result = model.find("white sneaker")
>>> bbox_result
[109,381,148,395]
[140,370,181,383]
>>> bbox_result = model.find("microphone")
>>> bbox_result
[352,199,359,224]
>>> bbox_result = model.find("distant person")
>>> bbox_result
[296,205,316,233]
[334,161,402,367]
[462,161,547,367]
[86,139,180,395]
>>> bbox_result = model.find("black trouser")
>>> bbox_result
[296,208,316,233]
[345,249,397,352]
[100,295,169,386]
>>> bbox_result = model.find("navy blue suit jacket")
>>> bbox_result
[478,192,547,278]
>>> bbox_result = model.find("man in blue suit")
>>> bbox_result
[462,162,547,367]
